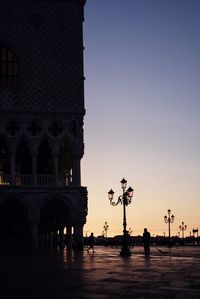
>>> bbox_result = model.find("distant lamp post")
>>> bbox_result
[179,222,187,241]
[164,209,175,246]
[108,178,134,256]
[103,222,109,238]
[193,228,198,238]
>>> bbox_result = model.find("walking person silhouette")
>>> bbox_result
[87,232,95,253]
[143,228,151,256]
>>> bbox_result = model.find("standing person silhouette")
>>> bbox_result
[143,228,151,256]
[87,232,95,253]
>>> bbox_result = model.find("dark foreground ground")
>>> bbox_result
[0,246,200,299]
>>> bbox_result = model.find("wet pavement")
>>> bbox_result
[0,246,200,298]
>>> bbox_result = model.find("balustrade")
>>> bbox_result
[0,174,71,186]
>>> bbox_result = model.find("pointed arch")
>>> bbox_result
[37,138,53,175]
[58,136,73,185]
[16,138,32,174]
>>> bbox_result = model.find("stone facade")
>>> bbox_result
[0,0,87,250]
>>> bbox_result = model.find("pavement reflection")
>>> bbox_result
[0,246,200,298]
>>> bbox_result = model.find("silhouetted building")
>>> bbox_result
[0,0,87,250]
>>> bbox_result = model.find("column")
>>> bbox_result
[9,143,16,185]
[59,226,64,249]
[73,224,84,251]
[47,231,52,247]
[30,221,39,250]
[66,226,73,250]
[52,145,59,185]
[31,147,38,185]
[72,157,81,186]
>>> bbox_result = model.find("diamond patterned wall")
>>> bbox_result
[0,0,85,114]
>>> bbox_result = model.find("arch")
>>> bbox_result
[38,196,74,247]
[58,137,73,184]
[0,197,30,249]
[0,47,18,89]
[38,193,75,222]
[37,139,53,174]
[39,198,72,227]
[16,138,32,180]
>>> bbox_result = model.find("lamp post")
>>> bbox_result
[108,178,134,256]
[179,222,187,242]
[164,209,175,246]
[103,222,109,238]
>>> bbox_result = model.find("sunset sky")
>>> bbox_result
[82,0,200,237]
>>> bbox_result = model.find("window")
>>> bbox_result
[0,47,18,89]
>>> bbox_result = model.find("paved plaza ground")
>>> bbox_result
[0,246,200,298]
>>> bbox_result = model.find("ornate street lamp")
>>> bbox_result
[179,221,187,240]
[164,209,175,246]
[103,222,109,238]
[108,178,134,256]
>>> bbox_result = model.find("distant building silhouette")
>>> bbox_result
[0,0,87,250]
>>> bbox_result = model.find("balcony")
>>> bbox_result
[0,174,72,187]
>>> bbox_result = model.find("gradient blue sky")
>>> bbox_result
[82,0,200,237]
